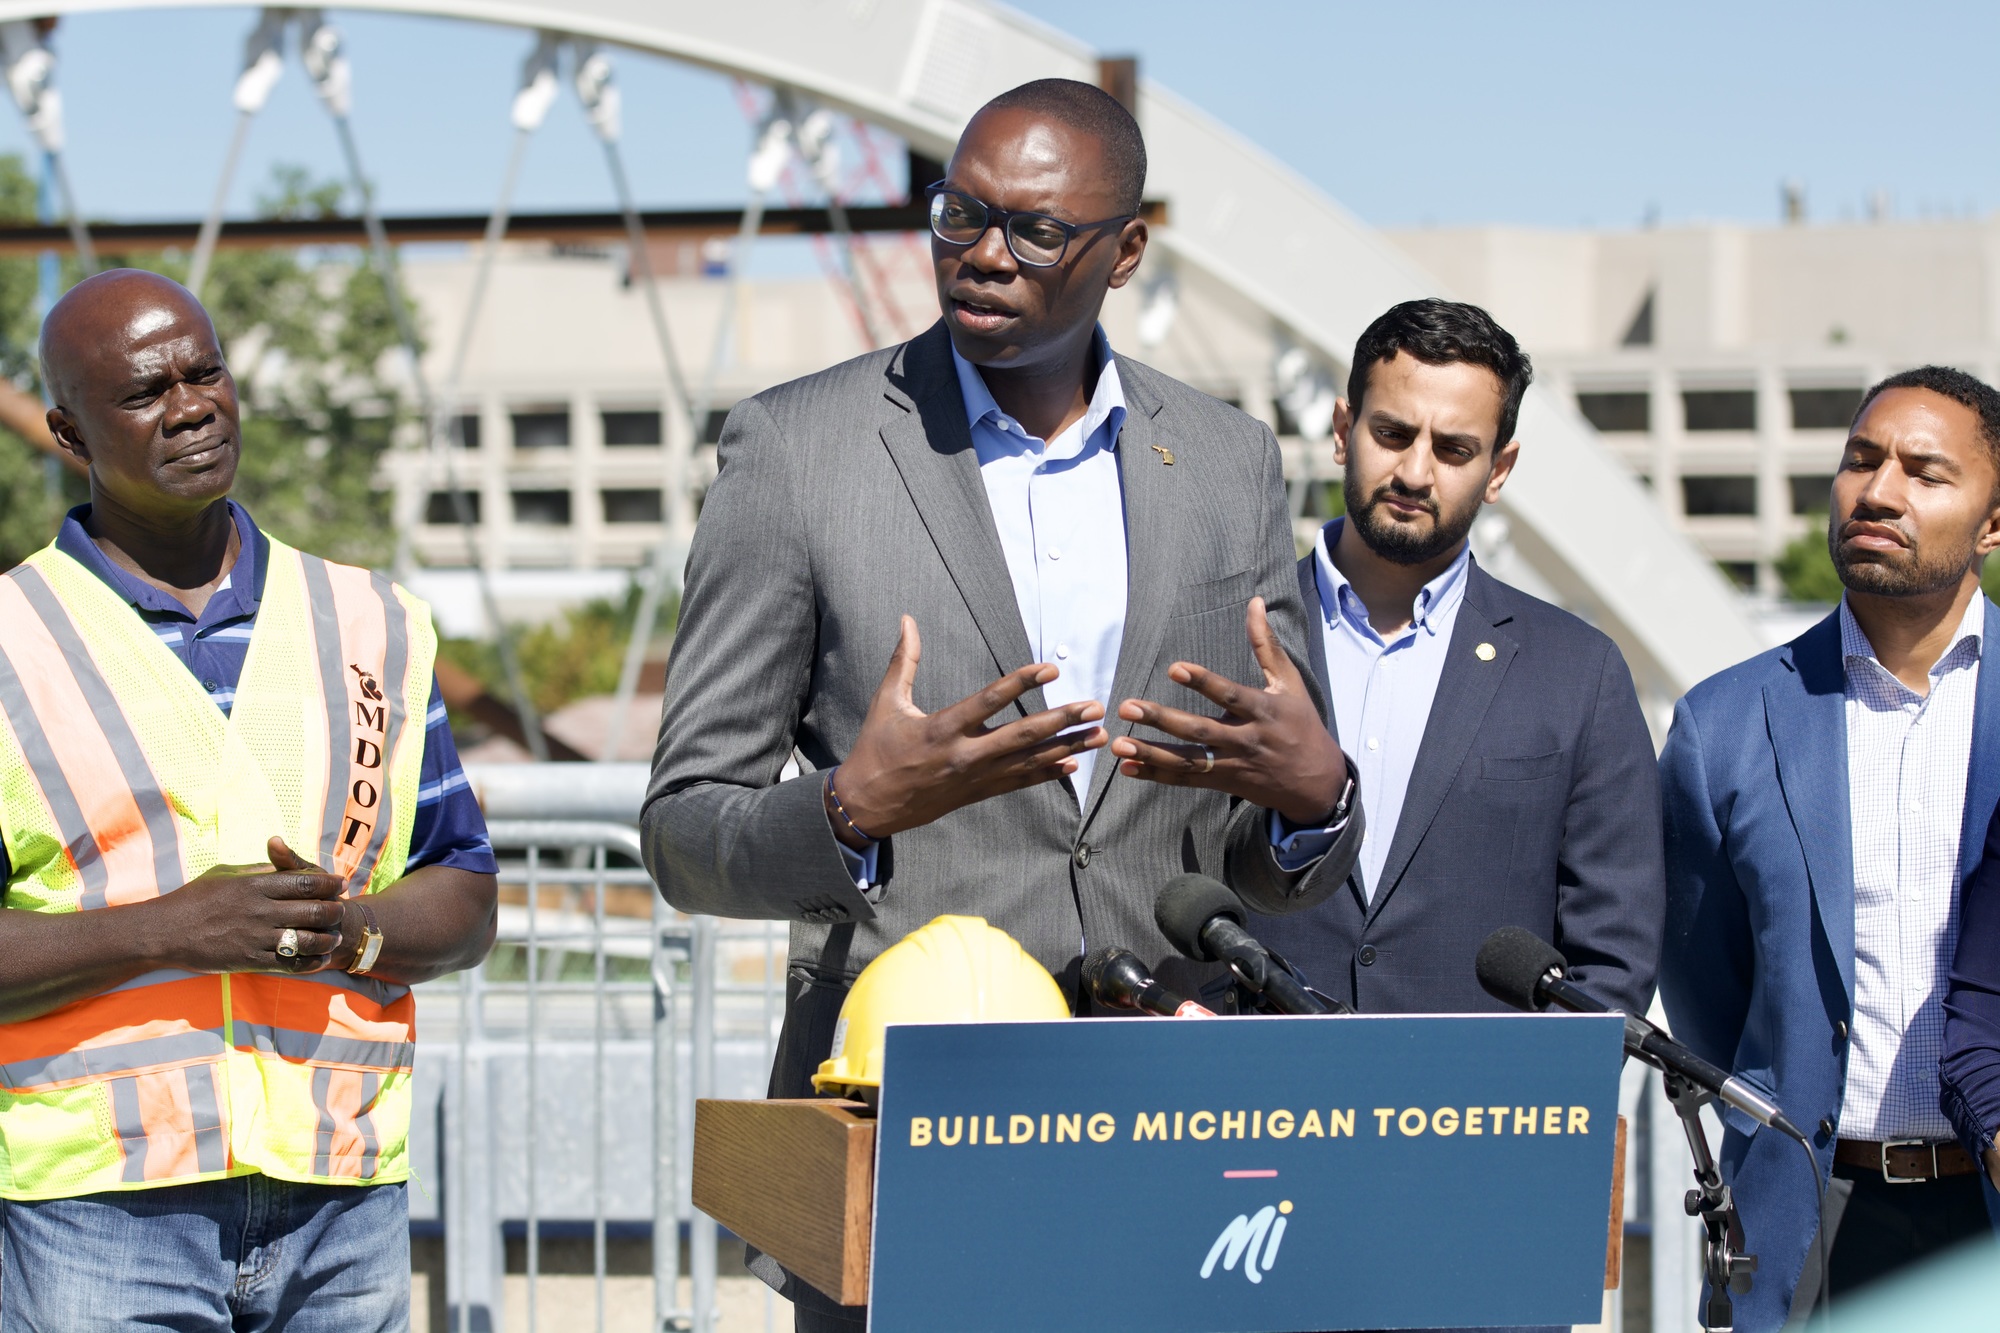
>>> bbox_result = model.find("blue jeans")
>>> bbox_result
[1,1175,408,1332]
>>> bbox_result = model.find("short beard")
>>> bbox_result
[1828,513,1975,597]
[1344,471,1482,567]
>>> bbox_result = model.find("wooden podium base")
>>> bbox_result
[693,1098,877,1306]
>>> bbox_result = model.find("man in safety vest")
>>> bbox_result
[0,268,497,1330]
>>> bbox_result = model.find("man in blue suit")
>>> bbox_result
[1662,366,2000,1329]
[1254,299,1663,1019]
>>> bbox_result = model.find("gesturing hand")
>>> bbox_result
[1110,597,1348,825]
[152,835,349,974]
[826,616,1107,848]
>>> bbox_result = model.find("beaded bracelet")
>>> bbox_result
[824,766,878,844]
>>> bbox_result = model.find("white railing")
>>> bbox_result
[417,812,789,1333]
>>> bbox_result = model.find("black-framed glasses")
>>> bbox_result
[924,182,1134,268]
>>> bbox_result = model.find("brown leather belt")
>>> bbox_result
[1834,1138,1977,1182]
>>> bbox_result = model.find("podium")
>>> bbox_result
[696,1013,1625,1332]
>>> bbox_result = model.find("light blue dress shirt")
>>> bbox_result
[951,334,1130,805]
[1309,517,1471,901]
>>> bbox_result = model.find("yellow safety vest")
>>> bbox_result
[0,533,434,1199]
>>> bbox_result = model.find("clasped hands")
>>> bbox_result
[160,836,361,974]
[824,598,1348,850]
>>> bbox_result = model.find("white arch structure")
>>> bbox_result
[0,0,1764,703]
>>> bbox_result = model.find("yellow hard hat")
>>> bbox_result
[812,914,1070,1096]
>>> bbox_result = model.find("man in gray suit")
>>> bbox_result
[643,77,1362,1328]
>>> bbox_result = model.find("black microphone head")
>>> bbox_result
[1475,926,1568,1012]
[1081,947,1124,1000]
[1155,874,1246,963]
[1082,946,1153,1010]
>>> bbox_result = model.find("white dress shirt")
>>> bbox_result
[1838,592,1983,1141]
[1305,519,1470,901]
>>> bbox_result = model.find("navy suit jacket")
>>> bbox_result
[1945,807,2000,1158]
[1661,600,2000,1331]
[1253,550,1664,1018]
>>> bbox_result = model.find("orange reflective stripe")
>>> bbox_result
[311,1066,382,1179]
[233,1024,414,1071]
[357,570,416,889]
[107,1073,147,1182]
[0,639,105,901]
[228,972,412,1027]
[0,575,175,908]
[296,553,349,876]
[0,1027,226,1092]
[9,566,184,901]
[109,1063,227,1183]
[297,556,415,889]
[0,977,227,1089]
[227,972,413,1073]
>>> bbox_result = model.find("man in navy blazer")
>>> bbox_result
[1663,366,2000,1329]
[1254,300,1663,1020]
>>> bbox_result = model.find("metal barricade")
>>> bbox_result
[415,817,788,1333]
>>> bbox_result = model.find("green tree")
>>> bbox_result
[0,153,76,568]
[1775,518,1845,603]
[435,585,677,721]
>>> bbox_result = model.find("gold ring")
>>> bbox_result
[1197,745,1216,774]
[277,927,300,959]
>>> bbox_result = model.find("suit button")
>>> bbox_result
[1073,846,1092,869]
[1358,946,1377,967]
[1834,1020,1849,1044]
[1818,1117,1836,1141]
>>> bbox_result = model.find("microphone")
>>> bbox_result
[1154,874,1339,1016]
[1475,927,1806,1142]
[1082,947,1215,1017]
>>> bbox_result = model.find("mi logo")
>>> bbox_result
[1200,1199,1291,1284]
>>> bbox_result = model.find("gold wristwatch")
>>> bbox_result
[347,901,384,975]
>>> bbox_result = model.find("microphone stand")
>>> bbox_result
[1222,946,1348,1016]
[1661,1068,1757,1331]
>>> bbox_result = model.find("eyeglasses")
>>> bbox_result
[924,182,1134,268]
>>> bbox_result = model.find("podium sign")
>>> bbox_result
[870,1013,1623,1332]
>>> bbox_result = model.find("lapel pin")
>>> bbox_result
[1150,444,1174,465]
[1475,642,1497,661]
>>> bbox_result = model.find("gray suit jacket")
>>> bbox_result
[642,324,1362,1098]
[1253,548,1664,1017]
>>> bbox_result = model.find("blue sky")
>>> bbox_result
[1,1,1994,233]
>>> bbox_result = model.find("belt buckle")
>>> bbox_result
[1879,1138,1935,1184]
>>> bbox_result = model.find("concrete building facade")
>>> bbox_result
[1389,216,2000,595]
[388,215,1999,611]
[387,235,1297,622]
